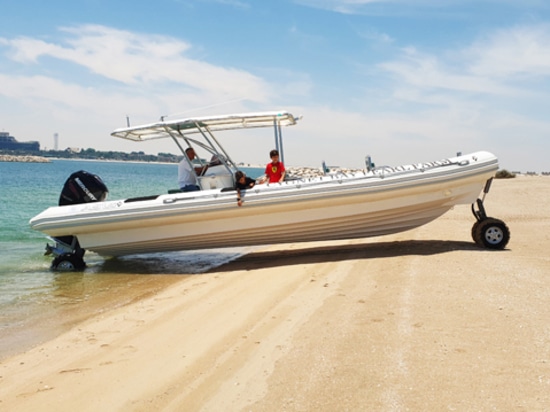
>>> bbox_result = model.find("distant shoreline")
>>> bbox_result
[0,154,50,163]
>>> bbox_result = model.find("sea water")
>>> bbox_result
[0,159,262,359]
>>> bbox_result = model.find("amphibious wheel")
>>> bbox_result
[51,254,86,271]
[472,218,510,250]
[471,220,483,246]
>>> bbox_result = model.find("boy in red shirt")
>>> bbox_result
[260,149,286,183]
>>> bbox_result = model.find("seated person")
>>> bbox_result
[235,170,255,207]
[178,147,207,191]
[258,149,286,184]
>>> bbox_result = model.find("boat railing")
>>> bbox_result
[265,157,467,191]
[162,157,472,202]
[156,156,484,208]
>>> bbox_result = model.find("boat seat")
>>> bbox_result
[168,189,183,194]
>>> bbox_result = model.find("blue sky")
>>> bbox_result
[1,0,549,172]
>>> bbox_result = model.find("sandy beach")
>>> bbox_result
[1,176,549,411]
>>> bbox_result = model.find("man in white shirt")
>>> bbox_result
[178,148,207,191]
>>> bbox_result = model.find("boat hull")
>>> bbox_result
[30,151,498,257]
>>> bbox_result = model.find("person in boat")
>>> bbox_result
[235,170,256,207]
[178,147,208,192]
[258,149,286,184]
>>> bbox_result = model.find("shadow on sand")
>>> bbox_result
[92,239,502,275]
[213,239,492,273]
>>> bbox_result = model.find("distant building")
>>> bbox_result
[0,131,40,151]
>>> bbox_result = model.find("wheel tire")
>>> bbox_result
[471,220,483,246]
[473,218,510,250]
[51,254,86,271]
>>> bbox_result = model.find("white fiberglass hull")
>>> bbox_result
[30,151,498,257]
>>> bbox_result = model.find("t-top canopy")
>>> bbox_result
[111,110,299,142]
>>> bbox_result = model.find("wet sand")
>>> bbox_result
[1,176,549,411]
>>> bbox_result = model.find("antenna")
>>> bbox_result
[126,115,130,127]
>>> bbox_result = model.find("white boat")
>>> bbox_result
[29,110,510,270]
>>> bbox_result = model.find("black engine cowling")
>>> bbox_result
[59,170,109,206]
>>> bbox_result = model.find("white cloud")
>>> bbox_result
[294,0,548,14]
[293,0,383,15]
[466,24,550,78]
[0,25,279,154]
[1,25,271,102]
[375,23,550,104]
[205,0,250,8]
[357,27,394,44]
[378,47,521,97]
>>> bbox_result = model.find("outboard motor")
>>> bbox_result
[48,171,108,270]
[59,170,109,206]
